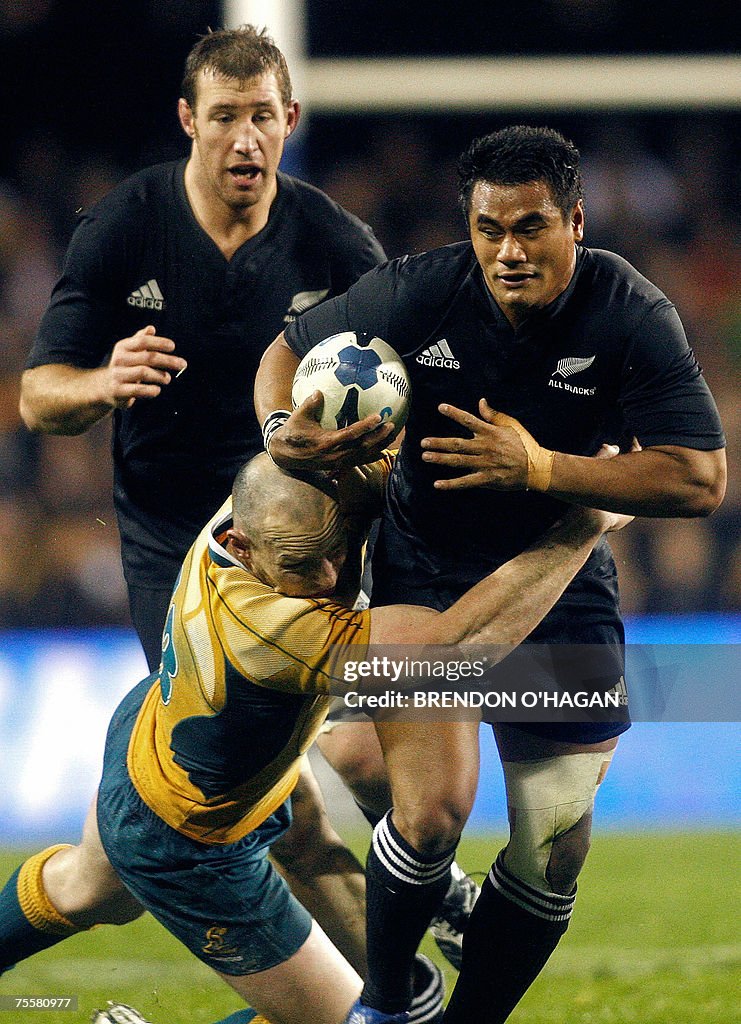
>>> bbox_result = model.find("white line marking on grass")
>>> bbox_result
[543,944,741,978]
[18,946,741,987]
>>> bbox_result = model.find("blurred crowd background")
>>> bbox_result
[0,2,738,630]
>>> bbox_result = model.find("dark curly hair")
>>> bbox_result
[457,125,583,220]
[181,25,292,111]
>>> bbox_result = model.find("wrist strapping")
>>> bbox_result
[495,414,554,491]
[261,410,291,459]
[526,444,556,492]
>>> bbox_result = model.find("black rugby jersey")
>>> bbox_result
[285,242,725,578]
[28,160,386,586]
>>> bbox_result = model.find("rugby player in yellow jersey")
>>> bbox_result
[0,451,631,1024]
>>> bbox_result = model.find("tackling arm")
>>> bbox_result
[546,444,726,517]
[368,505,631,650]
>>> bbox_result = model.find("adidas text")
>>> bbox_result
[416,341,460,370]
[417,354,460,369]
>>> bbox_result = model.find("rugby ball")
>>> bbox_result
[292,332,410,433]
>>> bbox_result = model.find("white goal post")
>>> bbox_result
[227,2,739,112]
[302,56,741,113]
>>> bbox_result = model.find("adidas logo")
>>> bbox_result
[416,339,460,370]
[127,279,165,311]
[606,676,629,707]
[284,288,330,323]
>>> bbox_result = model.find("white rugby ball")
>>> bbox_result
[292,332,410,433]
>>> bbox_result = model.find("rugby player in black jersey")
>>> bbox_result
[16,25,460,993]
[255,125,726,1022]
[19,26,387,671]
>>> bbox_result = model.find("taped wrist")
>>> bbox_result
[527,445,555,492]
[261,410,291,461]
[506,419,555,492]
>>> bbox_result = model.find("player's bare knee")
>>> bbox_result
[41,834,142,927]
[336,752,390,809]
[72,888,144,928]
[394,793,470,854]
[317,724,391,814]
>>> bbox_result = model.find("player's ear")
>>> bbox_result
[285,99,301,139]
[178,98,196,140]
[571,200,585,242]
[226,527,252,567]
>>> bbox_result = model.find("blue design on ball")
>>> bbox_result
[334,345,381,389]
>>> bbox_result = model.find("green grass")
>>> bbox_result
[1,831,739,1023]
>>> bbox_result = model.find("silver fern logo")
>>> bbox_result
[549,356,597,396]
[552,355,596,379]
[284,289,330,323]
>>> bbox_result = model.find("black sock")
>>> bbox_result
[443,852,575,1023]
[362,811,456,1013]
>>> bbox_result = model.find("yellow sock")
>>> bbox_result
[17,845,81,935]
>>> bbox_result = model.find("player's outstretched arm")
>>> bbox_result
[20,326,186,435]
[255,332,395,471]
[369,504,632,652]
[421,398,726,517]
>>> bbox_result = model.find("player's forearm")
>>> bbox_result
[254,334,300,425]
[440,508,607,649]
[546,446,726,518]
[368,509,611,649]
[20,365,114,435]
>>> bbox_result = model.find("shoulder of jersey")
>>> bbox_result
[390,240,476,295]
[582,246,672,307]
[279,172,378,236]
[78,160,182,224]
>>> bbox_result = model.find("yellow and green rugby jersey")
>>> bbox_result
[127,456,393,844]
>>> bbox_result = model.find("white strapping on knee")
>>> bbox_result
[500,751,614,893]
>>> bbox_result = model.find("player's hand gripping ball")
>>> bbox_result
[291,331,410,436]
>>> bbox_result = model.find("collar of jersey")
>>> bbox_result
[208,509,242,569]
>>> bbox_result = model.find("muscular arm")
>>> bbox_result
[547,444,726,517]
[369,506,627,649]
[20,327,187,435]
[254,333,300,425]
[21,364,121,434]
[422,400,726,518]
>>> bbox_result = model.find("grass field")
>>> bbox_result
[1,830,738,1024]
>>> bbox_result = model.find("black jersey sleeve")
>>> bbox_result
[284,260,400,357]
[284,244,473,359]
[26,201,136,370]
[618,299,725,450]
[327,216,387,295]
